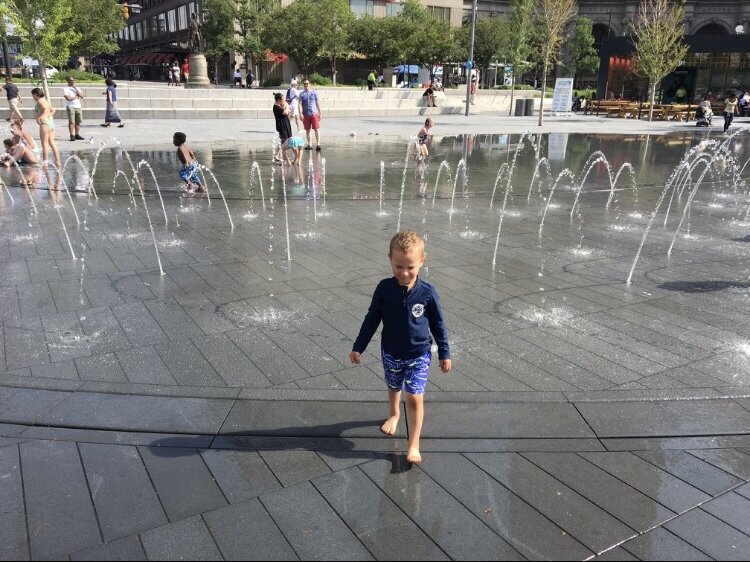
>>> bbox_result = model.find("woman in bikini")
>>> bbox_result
[30,88,61,169]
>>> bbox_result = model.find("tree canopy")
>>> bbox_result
[631,0,688,120]
[458,16,507,75]
[349,16,405,69]
[565,17,599,75]
[67,0,125,57]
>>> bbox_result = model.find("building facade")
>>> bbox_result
[111,0,464,83]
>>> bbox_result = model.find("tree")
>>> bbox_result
[458,16,506,85]
[501,0,535,116]
[349,16,405,70]
[398,0,458,82]
[68,0,125,69]
[262,0,321,77]
[535,0,577,126]
[235,0,275,80]
[631,0,688,121]
[202,0,236,83]
[317,0,354,86]
[565,17,599,77]
[4,0,81,96]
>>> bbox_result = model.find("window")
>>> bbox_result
[157,12,167,34]
[178,5,188,30]
[386,1,403,16]
[350,0,374,17]
[167,9,177,32]
[427,6,450,23]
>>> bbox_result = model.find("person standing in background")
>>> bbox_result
[62,76,85,141]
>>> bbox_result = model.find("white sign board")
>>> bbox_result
[551,78,575,113]
[547,133,568,162]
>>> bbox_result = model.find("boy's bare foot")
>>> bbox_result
[380,416,400,436]
[406,447,422,464]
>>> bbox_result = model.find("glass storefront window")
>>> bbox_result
[350,0,374,17]
[386,2,403,16]
[167,10,177,32]
[157,13,167,34]
[178,5,188,30]
[427,6,450,23]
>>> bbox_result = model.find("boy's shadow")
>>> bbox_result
[149,419,413,474]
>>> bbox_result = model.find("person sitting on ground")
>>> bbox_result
[1,138,39,167]
[10,119,37,153]
[246,69,254,89]
[233,68,243,88]
[281,136,305,165]
[422,83,436,108]
[416,118,434,160]
[173,131,205,193]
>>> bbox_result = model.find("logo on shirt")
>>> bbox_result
[411,303,425,318]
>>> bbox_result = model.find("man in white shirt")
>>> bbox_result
[62,76,85,141]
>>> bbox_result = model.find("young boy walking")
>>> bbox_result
[173,132,205,193]
[350,230,451,464]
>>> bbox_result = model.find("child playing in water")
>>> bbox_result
[173,131,205,193]
[416,118,433,160]
[281,135,305,165]
[1,138,39,167]
[350,230,451,464]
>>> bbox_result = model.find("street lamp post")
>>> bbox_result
[464,0,478,116]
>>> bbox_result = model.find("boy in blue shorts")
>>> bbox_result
[173,131,205,193]
[350,230,451,464]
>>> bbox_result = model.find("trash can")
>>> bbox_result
[524,98,536,116]
[514,98,525,116]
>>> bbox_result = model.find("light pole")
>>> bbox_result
[464,0,478,116]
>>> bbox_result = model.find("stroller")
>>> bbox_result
[695,105,712,127]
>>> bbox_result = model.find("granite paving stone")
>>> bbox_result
[578,451,711,513]
[203,498,299,561]
[0,386,69,424]
[260,481,374,561]
[20,440,102,559]
[361,458,524,560]
[700,492,750,535]
[735,482,750,500]
[634,450,744,496]
[111,302,167,346]
[665,508,750,561]
[139,515,223,561]
[420,452,592,560]
[465,452,636,553]
[228,328,311,384]
[593,547,639,561]
[316,451,379,472]
[621,527,711,561]
[74,353,129,382]
[4,324,50,369]
[40,392,234,434]
[78,443,168,541]
[522,452,676,531]
[312,467,449,560]
[0,444,28,561]
[258,450,332,487]
[576,399,750,437]
[69,534,148,561]
[138,446,227,521]
[219,399,404,438]
[686,448,750,480]
[115,346,177,384]
[154,340,227,387]
[420,402,594,438]
[199,449,281,503]
[31,359,79,380]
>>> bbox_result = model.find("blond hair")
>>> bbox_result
[389,230,425,257]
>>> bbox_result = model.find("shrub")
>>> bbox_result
[262,77,283,88]
[57,70,104,82]
[308,72,332,86]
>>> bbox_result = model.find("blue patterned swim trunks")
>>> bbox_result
[179,162,202,185]
[381,349,431,395]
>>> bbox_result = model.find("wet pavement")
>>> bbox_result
[2,420,750,561]
[1,128,750,559]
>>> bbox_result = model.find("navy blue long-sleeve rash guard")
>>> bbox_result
[352,277,451,360]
